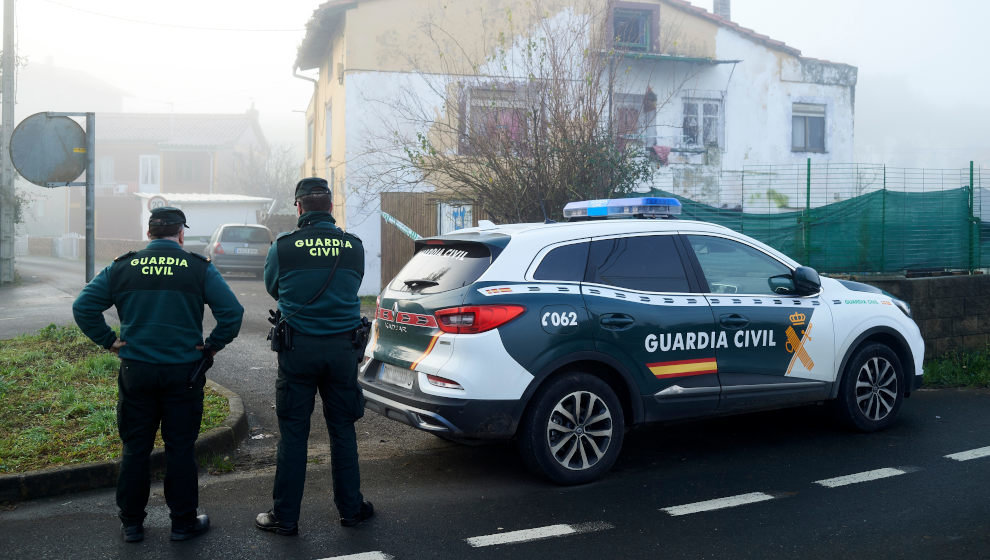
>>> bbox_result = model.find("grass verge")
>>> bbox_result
[0,324,229,474]
[923,349,990,388]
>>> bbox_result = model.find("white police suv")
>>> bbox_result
[359,197,924,485]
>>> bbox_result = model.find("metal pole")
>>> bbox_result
[881,165,886,272]
[85,112,95,282]
[805,158,811,264]
[0,0,15,284]
[970,160,976,272]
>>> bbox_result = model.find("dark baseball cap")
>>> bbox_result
[149,206,189,228]
[294,177,330,199]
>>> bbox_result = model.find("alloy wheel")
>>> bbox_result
[855,356,898,421]
[545,390,614,471]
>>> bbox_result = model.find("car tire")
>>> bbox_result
[834,343,904,432]
[517,372,624,485]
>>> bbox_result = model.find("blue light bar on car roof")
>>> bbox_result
[562,197,682,220]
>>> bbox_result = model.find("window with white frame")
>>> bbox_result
[461,85,532,155]
[138,155,160,193]
[792,103,826,152]
[613,93,656,152]
[682,98,723,149]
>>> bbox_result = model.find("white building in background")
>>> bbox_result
[294,0,856,294]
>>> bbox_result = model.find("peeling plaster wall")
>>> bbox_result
[718,27,855,168]
[305,0,858,294]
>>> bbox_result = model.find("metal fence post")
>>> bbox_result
[804,158,811,264]
[881,165,886,272]
[970,160,976,272]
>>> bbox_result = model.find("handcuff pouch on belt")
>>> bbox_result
[352,316,372,362]
[267,309,293,352]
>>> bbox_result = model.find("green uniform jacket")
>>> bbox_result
[72,239,244,364]
[264,211,364,336]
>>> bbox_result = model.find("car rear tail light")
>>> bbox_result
[426,374,463,389]
[434,305,525,334]
[213,242,225,255]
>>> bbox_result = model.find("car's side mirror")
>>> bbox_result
[768,273,795,294]
[769,266,821,296]
[793,266,821,296]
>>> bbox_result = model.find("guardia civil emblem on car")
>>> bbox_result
[359,198,924,485]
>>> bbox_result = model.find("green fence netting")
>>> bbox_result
[644,163,987,274]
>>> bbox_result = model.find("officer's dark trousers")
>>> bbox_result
[116,360,204,526]
[273,333,364,523]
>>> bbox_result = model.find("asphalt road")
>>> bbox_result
[2,389,989,558]
[3,256,990,558]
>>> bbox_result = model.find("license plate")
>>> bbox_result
[235,247,259,255]
[379,363,415,389]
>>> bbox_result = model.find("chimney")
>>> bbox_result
[713,0,730,21]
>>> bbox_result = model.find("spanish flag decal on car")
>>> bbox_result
[647,357,718,378]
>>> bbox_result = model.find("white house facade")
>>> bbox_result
[295,0,857,295]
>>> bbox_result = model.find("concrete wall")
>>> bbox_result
[858,274,990,358]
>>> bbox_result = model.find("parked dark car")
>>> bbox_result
[206,224,274,277]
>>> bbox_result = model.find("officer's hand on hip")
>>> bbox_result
[196,344,218,358]
[109,339,126,355]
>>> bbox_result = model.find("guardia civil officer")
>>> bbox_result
[72,207,243,543]
[255,177,372,536]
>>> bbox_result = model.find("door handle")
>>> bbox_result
[600,313,635,330]
[719,313,749,329]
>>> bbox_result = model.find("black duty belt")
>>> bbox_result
[294,331,354,340]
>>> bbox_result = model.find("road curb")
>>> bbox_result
[0,379,248,503]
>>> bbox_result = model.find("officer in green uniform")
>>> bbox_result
[72,207,243,543]
[255,177,373,536]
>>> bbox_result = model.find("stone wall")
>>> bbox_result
[855,274,990,358]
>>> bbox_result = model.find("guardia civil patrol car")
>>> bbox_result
[359,197,924,485]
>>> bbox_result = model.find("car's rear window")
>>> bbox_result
[534,242,589,281]
[221,227,271,244]
[586,235,690,292]
[389,242,492,294]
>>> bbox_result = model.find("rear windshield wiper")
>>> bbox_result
[403,279,439,289]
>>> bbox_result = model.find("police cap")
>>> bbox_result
[295,177,330,199]
[149,206,189,228]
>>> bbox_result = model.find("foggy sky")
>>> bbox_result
[702,0,990,168]
[8,0,317,149]
[7,0,988,168]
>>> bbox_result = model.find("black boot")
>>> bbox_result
[255,510,299,536]
[340,501,374,527]
[170,514,210,541]
[121,523,144,543]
